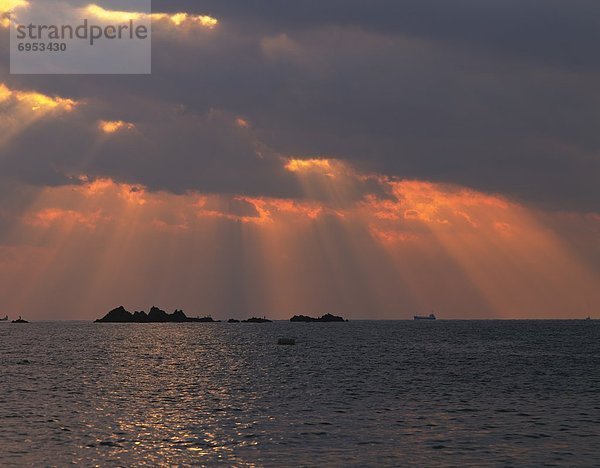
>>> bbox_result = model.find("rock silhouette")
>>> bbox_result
[241,317,273,323]
[12,316,29,323]
[95,306,219,323]
[290,313,346,322]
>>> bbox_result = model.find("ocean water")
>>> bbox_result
[1,320,599,466]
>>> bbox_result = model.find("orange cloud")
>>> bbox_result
[195,195,333,224]
[75,176,115,196]
[76,177,146,205]
[25,208,105,229]
[98,120,135,134]
[3,165,598,320]
[369,227,419,244]
[285,158,335,175]
[236,117,250,128]
[362,179,510,230]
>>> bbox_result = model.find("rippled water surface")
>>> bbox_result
[1,321,599,466]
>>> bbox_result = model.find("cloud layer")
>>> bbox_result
[0,0,598,209]
[0,1,599,319]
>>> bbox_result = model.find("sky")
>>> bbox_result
[0,0,598,320]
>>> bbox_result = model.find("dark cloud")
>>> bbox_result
[162,0,600,71]
[1,0,599,210]
[1,102,301,197]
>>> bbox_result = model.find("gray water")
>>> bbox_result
[1,321,599,466]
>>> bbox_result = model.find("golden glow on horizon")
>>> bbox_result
[98,120,135,134]
[1,164,598,320]
[283,158,599,317]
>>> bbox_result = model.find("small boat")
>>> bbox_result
[414,313,436,321]
[0,315,8,322]
[277,338,296,346]
[12,316,29,324]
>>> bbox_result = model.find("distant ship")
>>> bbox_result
[0,315,8,322]
[414,313,436,321]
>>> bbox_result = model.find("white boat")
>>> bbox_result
[0,315,8,322]
[414,313,436,321]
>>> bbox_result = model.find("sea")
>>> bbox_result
[1,320,599,466]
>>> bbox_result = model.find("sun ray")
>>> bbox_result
[1,160,598,319]
[0,83,78,148]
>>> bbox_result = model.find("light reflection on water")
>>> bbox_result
[1,321,599,465]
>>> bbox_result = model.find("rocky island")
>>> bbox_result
[95,306,219,323]
[241,317,273,323]
[12,316,29,323]
[95,307,344,323]
[290,313,347,322]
